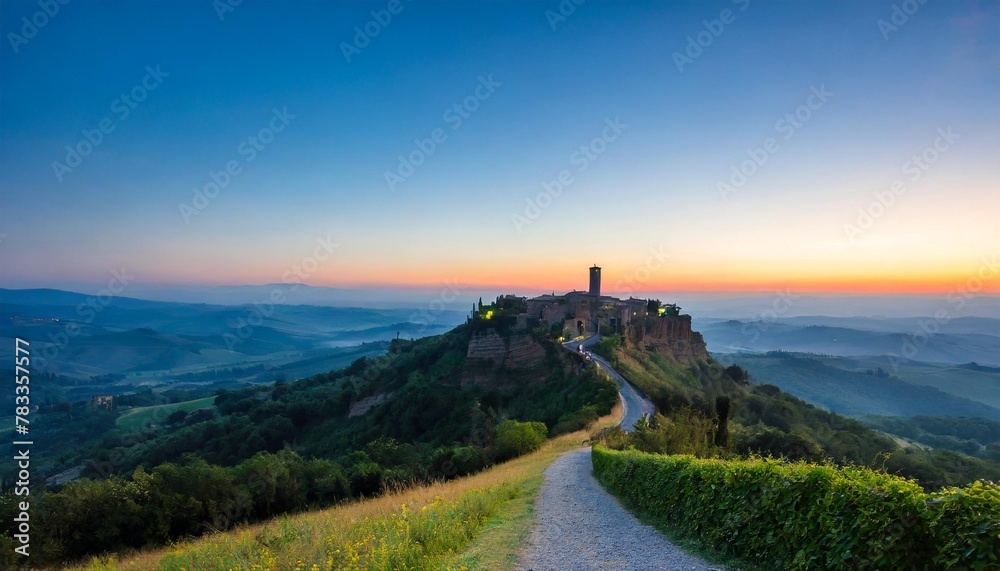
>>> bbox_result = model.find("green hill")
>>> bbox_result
[0,321,617,566]
[589,334,1000,568]
[8,312,999,569]
[116,396,217,432]
[698,318,1000,366]
[815,354,1000,410]
[593,335,1000,489]
[714,352,1000,419]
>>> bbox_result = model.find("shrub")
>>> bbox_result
[341,451,385,497]
[734,424,825,462]
[493,420,547,461]
[552,405,600,435]
[592,446,1000,569]
[925,480,1000,569]
[451,446,489,476]
[595,410,716,457]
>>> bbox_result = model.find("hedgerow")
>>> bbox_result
[592,446,1000,569]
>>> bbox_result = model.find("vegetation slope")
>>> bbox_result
[0,322,617,567]
[71,408,622,571]
[593,334,1000,490]
[590,332,1000,568]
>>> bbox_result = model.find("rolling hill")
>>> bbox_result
[0,288,468,400]
[696,317,1000,366]
[714,351,1000,419]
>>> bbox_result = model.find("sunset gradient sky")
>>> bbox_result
[1,0,998,297]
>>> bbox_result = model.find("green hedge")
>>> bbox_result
[592,446,1000,570]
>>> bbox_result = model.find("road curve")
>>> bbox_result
[516,448,721,571]
[563,335,656,432]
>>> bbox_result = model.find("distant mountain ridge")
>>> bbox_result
[9,288,1000,316]
[696,317,1000,366]
[0,288,469,403]
[1,287,181,310]
[675,294,1000,319]
[2,283,485,309]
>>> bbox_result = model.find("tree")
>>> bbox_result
[341,451,384,497]
[714,396,730,448]
[493,420,547,461]
[235,451,304,517]
[597,335,624,366]
[724,364,749,384]
[549,322,564,339]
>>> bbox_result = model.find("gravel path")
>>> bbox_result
[562,335,656,431]
[517,448,723,571]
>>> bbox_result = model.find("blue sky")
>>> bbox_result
[1,0,998,295]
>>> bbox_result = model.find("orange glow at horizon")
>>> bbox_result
[121,246,1000,296]
[305,267,1000,295]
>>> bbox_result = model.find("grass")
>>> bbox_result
[611,348,693,403]
[442,479,538,571]
[75,402,623,571]
[115,396,217,432]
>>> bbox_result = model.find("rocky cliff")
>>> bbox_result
[461,329,550,387]
[624,315,709,366]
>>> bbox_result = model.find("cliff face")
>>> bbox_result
[624,315,709,366]
[461,329,550,387]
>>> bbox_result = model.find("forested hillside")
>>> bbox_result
[593,335,1000,490]
[0,322,616,566]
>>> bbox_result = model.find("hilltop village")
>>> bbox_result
[473,265,695,341]
[462,265,705,386]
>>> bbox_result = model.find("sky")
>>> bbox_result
[1,0,998,299]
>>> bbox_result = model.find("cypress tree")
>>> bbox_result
[714,396,731,448]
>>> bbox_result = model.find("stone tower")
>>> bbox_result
[589,264,601,297]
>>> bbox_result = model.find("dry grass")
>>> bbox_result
[75,401,622,571]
